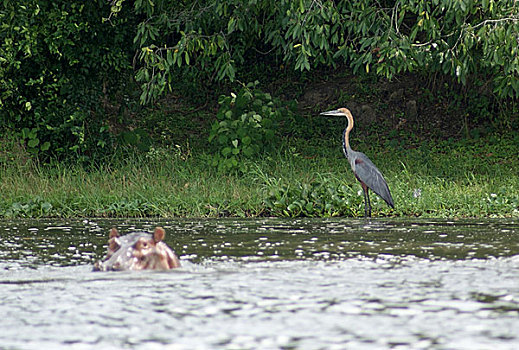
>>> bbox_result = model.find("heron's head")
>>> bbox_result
[320,108,350,117]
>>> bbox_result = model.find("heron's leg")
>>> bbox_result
[361,183,371,218]
[366,189,371,217]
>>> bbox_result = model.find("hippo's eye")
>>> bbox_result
[138,240,150,249]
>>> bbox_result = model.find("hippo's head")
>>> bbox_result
[94,227,181,271]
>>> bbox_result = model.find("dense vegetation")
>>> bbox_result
[1,1,518,218]
[115,0,519,103]
[2,130,518,218]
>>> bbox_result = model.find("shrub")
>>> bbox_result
[0,0,134,162]
[208,82,283,172]
[264,179,360,217]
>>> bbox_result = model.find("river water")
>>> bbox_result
[1,218,518,349]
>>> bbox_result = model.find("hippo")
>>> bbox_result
[93,227,181,271]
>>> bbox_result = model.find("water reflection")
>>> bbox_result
[0,218,518,349]
[1,218,519,268]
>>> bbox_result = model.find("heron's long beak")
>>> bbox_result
[320,109,344,117]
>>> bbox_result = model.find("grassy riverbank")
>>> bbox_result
[2,131,518,218]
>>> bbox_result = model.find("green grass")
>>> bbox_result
[1,132,518,218]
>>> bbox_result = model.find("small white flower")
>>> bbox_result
[357,190,363,196]
[413,189,422,198]
[490,193,497,198]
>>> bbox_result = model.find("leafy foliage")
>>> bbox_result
[0,0,134,161]
[208,82,283,172]
[1,0,518,164]
[3,196,53,218]
[110,0,519,103]
[264,179,360,217]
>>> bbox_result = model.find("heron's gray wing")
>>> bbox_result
[353,153,394,208]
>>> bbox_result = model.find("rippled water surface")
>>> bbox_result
[1,218,518,349]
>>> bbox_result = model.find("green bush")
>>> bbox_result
[3,196,53,218]
[0,0,134,162]
[264,179,360,217]
[208,82,283,172]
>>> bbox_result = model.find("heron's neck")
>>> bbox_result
[342,111,354,154]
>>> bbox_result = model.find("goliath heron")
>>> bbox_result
[320,108,394,217]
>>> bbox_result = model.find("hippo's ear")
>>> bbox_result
[109,228,119,238]
[153,227,166,242]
